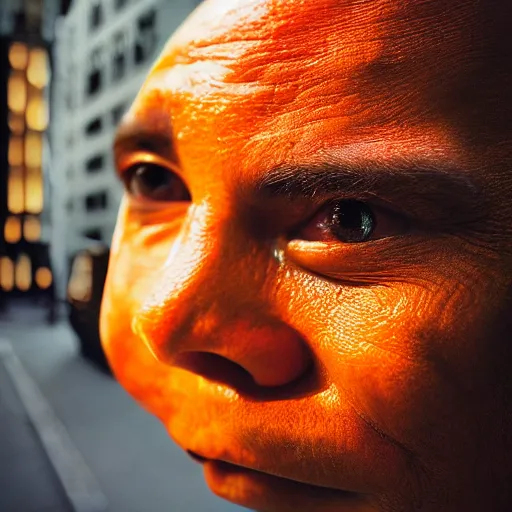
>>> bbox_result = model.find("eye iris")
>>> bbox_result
[127,164,190,202]
[330,200,375,243]
[136,165,170,194]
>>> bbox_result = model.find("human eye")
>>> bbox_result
[292,199,410,244]
[122,163,191,203]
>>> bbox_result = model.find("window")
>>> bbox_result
[87,48,104,97]
[85,154,104,173]
[89,2,103,31]
[85,191,108,212]
[85,117,102,136]
[134,9,157,64]
[112,32,127,81]
[112,103,126,125]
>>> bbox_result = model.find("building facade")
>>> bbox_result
[0,0,65,304]
[50,0,200,298]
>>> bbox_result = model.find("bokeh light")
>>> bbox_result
[8,137,23,166]
[4,216,21,244]
[35,267,53,289]
[25,131,42,168]
[0,257,14,291]
[25,167,43,213]
[7,167,24,214]
[8,73,27,113]
[27,48,49,89]
[26,92,48,131]
[24,216,41,241]
[15,254,32,291]
[9,43,28,70]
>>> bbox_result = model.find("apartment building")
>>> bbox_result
[50,0,200,298]
[0,0,64,302]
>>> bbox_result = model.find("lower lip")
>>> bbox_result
[202,459,369,512]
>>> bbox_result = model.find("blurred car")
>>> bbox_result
[67,243,111,371]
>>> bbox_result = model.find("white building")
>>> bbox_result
[50,0,200,298]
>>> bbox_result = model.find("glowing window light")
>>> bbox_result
[26,93,48,131]
[8,73,27,113]
[24,216,41,241]
[25,167,43,214]
[68,253,93,302]
[27,48,48,89]
[0,258,14,291]
[8,167,24,214]
[8,137,23,166]
[9,43,28,70]
[9,113,25,135]
[25,131,42,168]
[35,267,52,289]
[4,216,21,243]
[15,254,32,291]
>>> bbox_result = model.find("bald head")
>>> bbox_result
[104,2,512,511]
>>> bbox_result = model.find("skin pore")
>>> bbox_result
[100,1,512,510]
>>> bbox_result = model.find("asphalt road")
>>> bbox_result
[0,307,247,512]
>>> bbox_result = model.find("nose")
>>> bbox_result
[132,210,312,388]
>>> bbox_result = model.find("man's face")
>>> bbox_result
[101,1,512,510]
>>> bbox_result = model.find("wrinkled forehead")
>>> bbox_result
[132,0,512,161]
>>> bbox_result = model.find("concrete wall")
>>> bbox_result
[50,0,199,298]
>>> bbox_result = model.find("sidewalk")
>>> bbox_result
[0,302,245,512]
[0,349,71,512]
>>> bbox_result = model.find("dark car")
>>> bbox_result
[67,244,111,371]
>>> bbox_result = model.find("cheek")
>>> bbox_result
[272,263,505,458]
[100,220,177,417]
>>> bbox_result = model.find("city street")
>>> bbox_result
[0,305,246,512]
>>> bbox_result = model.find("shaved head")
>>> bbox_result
[102,1,512,510]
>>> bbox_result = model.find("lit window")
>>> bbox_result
[25,167,43,214]
[4,216,21,243]
[0,258,14,291]
[8,137,23,166]
[68,253,92,301]
[15,254,32,291]
[25,131,42,168]
[8,73,27,113]
[27,48,48,89]
[35,267,52,289]
[8,167,24,214]
[9,43,28,70]
[8,113,24,135]
[24,216,41,241]
[26,92,48,131]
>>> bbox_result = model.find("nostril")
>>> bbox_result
[174,351,256,391]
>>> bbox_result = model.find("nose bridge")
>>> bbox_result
[132,204,261,361]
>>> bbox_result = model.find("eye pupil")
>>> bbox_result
[330,200,375,243]
[125,164,191,202]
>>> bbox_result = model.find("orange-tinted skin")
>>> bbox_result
[100,1,512,510]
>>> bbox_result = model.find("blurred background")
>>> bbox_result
[0,1,246,511]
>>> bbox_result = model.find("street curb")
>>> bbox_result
[0,339,108,512]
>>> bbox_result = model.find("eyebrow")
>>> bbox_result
[113,115,178,166]
[254,159,482,210]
